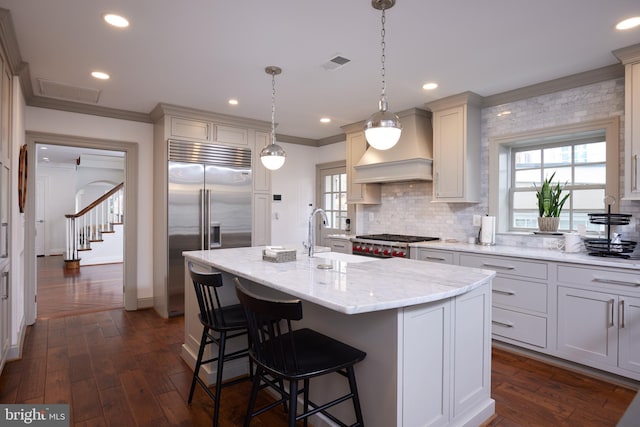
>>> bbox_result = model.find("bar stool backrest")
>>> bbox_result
[189,262,227,330]
[234,279,303,376]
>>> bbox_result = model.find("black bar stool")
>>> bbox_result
[234,278,366,427]
[188,262,251,427]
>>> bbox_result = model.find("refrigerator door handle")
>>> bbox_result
[200,189,206,250]
[207,189,212,250]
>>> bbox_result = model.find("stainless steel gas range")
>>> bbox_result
[351,234,440,258]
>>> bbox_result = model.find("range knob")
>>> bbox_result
[396,251,405,257]
[373,248,380,255]
[391,250,398,256]
[364,247,371,253]
[383,249,390,256]
[353,245,360,252]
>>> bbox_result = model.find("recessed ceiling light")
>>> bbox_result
[40,146,48,150]
[320,117,331,123]
[91,71,110,80]
[616,17,640,30]
[228,99,239,105]
[422,82,438,90]
[103,13,129,28]
[497,111,511,117]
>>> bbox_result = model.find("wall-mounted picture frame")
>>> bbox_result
[18,144,27,213]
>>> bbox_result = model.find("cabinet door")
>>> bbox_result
[252,132,271,192]
[0,267,8,362]
[346,131,380,204]
[433,106,464,199]
[252,193,270,246]
[557,286,618,368]
[328,238,351,254]
[624,62,640,199]
[619,296,640,374]
[0,57,9,165]
[170,117,211,141]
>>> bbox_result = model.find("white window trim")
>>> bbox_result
[488,117,620,234]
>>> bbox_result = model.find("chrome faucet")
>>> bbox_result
[308,208,329,257]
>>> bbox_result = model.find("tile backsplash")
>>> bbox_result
[359,77,640,250]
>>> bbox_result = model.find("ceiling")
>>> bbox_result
[0,0,639,147]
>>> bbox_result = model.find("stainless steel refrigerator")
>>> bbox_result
[167,140,252,316]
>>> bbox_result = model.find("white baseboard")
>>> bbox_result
[137,297,154,309]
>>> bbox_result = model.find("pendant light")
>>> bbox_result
[364,0,402,150]
[260,66,287,170]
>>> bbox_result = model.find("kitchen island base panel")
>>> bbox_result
[183,265,493,426]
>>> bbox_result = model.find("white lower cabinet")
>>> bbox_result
[557,286,619,368]
[327,237,352,254]
[413,246,640,380]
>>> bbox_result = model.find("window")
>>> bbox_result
[511,139,606,232]
[322,171,347,229]
[489,118,620,234]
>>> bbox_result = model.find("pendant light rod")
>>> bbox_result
[260,65,286,171]
[265,66,282,145]
[364,0,401,151]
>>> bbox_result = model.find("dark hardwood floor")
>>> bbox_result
[0,258,635,426]
[36,255,123,319]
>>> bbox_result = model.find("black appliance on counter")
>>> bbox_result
[351,234,440,258]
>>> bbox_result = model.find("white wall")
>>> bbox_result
[25,107,155,299]
[270,141,345,245]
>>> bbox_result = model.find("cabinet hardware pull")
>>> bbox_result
[425,256,446,261]
[1,222,7,258]
[482,263,515,270]
[492,320,514,328]
[608,299,615,328]
[634,154,638,192]
[492,289,515,296]
[620,300,625,329]
[334,243,346,248]
[1,271,8,300]
[592,277,640,287]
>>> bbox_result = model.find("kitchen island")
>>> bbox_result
[182,247,496,427]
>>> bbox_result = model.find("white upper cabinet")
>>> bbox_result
[614,43,640,200]
[427,92,482,203]
[342,125,381,204]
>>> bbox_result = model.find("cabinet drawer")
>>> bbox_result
[329,239,352,254]
[459,253,547,280]
[492,277,547,314]
[416,248,454,264]
[557,265,640,290]
[171,117,211,141]
[492,307,547,348]
[215,125,248,146]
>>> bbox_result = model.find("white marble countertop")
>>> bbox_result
[411,241,640,270]
[183,246,495,315]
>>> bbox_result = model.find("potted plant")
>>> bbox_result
[534,172,570,232]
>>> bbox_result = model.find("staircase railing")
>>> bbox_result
[65,182,124,263]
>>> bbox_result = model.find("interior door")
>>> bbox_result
[316,163,347,246]
[35,177,46,256]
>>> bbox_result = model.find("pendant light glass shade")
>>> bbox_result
[364,99,402,150]
[260,140,286,170]
[365,0,401,151]
[260,66,286,171]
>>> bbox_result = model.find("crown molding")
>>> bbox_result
[0,8,23,74]
[150,102,271,131]
[613,42,640,64]
[482,63,623,108]
[29,95,152,122]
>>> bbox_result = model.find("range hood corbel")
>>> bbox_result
[351,108,433,183]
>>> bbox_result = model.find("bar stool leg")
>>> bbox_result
[288,379,299,427]
[212,331,227,427]
[347,366,365,426]
[244,367,263,427]
[189,327,209,404]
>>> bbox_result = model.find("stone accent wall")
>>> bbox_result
[360,77,640,251]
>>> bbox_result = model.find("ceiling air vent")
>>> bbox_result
[37,78,101,104]
[322,55,351,71]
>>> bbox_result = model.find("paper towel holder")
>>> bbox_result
[479,215,496,246]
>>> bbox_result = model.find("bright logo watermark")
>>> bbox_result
[1,405,69,426]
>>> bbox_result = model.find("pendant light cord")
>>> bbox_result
[271,72,277,145]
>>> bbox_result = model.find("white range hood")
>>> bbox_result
[353,108,433,183]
